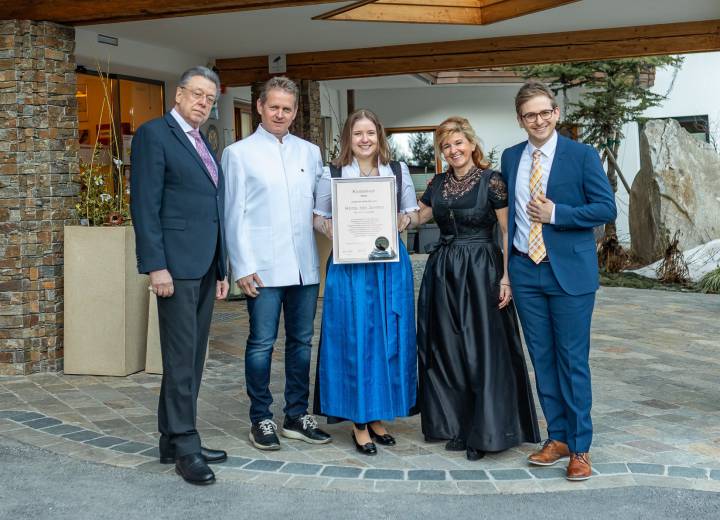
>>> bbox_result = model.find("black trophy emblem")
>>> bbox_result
[368,236,396,261]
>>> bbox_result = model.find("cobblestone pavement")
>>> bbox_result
[1,264,720,495]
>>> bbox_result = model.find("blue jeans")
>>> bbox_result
[245,283,319,423]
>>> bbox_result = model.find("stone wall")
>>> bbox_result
[0,20,78,375]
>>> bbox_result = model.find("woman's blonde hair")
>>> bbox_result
[334,109,391,167]
[434,116,490,172]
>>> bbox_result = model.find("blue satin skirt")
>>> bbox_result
[315,240,417,424]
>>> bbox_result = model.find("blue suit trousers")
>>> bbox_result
[509,253,595,453]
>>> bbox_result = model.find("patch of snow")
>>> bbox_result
[628,239,720,282]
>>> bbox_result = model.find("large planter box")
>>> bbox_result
[64,226,149,376]
[145,293,162,374]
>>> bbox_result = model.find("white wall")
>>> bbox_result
[214,86,251,153]
[75,28,254,158]
[319,84,343,151]
[75,28,210,111]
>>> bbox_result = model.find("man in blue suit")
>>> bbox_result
[131,66,229,485]
[501,81,616,481]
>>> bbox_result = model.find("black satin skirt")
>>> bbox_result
[416,235,541,452]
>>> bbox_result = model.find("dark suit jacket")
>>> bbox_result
[501,134,616,295]
[130,112,227,280]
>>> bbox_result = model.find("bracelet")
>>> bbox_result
[501,283,511,286]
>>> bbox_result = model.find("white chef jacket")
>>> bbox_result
[222,124,323,287]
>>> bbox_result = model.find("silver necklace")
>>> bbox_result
[359,166,376,177]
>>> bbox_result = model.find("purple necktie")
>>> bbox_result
[188,128,218,186]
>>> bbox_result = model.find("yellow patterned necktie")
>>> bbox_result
[528,149,547,263]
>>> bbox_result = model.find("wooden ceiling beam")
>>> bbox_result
[1,0,338,25]
[318,4,485,25]
[216,19,720,85]
[315,0,580,25]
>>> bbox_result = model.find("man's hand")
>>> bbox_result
[238,273,264,298]
[216,278,229,300]
[149,269,174,298]
[527,194,554,224]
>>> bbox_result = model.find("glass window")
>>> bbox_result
[386,127,441,194]
[76,71,164,198]
[76,73,165,164]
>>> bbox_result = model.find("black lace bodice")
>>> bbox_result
[420,169,508,237]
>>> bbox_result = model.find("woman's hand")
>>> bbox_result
[398,212,412,232]
[320,218,333,240]
[498,277,512,309]
[314,214,333,240]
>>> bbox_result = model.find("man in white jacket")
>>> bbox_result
[222,77,331,450]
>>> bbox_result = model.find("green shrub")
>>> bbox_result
[698,266,720,294]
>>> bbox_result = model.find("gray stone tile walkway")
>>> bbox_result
[1,280,720,495]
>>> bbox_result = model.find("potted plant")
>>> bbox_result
[63,67,149,376]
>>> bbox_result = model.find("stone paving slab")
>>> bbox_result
[1,285,720,495]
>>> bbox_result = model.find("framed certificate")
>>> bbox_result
[331,176,399,264]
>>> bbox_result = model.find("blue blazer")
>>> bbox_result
[130,112,227,280]
[501,134,616,295]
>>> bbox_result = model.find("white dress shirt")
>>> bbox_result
[313,159,419,217]
[222,124,323,287]
[170,108,201,151]
[513,130,557,253]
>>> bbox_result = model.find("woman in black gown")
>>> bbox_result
[415,116,540,461]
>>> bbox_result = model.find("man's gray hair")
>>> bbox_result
[259,76,299,107]
[179,66,221,92]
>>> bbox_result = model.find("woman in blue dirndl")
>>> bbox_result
[312,109,418,455]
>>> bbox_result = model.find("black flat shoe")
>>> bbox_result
[175,453,215,485]
[466,447,486,461]
[367,424,396,446]
[352,431,377,456]
[160,446,228,464]
[445,438,466,451]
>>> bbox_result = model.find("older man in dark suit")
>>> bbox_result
[131,66,229,485]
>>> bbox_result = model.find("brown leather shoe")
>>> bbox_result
[527,439,570,466]
[566,452,592,481]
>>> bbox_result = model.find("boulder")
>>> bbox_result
[629,118,720,263]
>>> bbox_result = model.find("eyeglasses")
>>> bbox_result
[180,86,217,105]
[521,108,556,123]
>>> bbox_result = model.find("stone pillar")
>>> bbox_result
[250,79,322,146]
[0,20,78,375]
[293,80,322,147]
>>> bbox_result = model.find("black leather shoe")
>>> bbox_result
[367,423,396,446]
[352,431,377,456]
[200,447,227,463]
[175,453,215,485]
[466,447,486,461]
[160,446,228,464]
